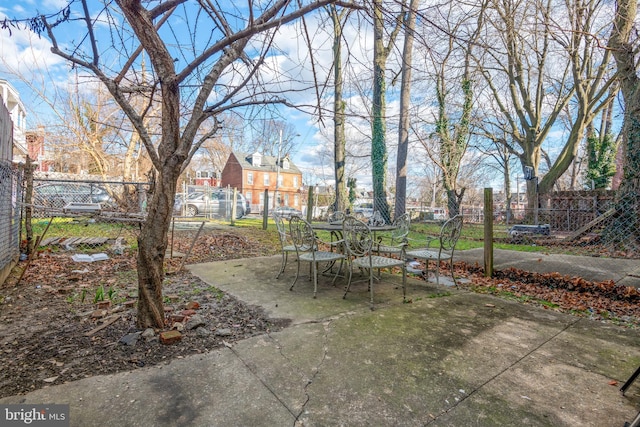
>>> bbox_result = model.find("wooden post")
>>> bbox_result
[262,189,269,230]
[306,186,314,222]
[484,187,494,278]
[230,187,237,226]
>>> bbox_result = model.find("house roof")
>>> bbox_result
[231,151,302,174]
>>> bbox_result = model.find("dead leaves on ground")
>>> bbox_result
[459,262,640,325]
[168,231,275,264]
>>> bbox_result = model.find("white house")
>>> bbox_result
[0,79,28,163]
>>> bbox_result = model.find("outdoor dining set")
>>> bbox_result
[273,209,463,310]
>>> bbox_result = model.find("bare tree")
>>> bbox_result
[412,0,485,218]
[8,0,346,328]
[329,4,351,213]
[473,0,617,208]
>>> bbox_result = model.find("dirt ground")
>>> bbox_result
[0,227,285,399]
[1,226,639,399]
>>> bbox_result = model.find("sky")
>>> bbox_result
[0,0,397,192]
[0,0,571,200]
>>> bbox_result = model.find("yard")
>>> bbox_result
[0,216,638,399]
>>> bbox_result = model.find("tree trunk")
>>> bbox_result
[446,188,465,218]
[331,6,348,213]
[602,0,640,249]
[136,165,180,328]
[395,0,418,219]
[371,0,391,223]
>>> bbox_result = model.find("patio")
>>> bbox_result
[1,252,639,426]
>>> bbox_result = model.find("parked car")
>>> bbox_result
[273,206,302,219]
[33,182,114,209]
[178,189,248,218]
[353,202,374,219]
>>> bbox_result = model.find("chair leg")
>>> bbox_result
[343,264,353,299]
[312,261,318,299]
[421,260,429,282]
[276,251,287,279]
[450,258,458,288]
[331,259,343,285]
[435,260,440,286]
[290,257,301,291]
[369,268,375,310]
[402,265,407,302]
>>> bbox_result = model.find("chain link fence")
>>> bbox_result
[335,188,640,259]
[9,170,639,275]
[23,177,150,258]
[0,161,22,283]
[19,177,247,266]
[174,184,250,220]
[459,189,640,259]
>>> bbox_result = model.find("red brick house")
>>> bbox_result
[193,170,219,187]
[221,151,303,212]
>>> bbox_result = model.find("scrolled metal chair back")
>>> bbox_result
[390,213,410,243]
[440,215,463,251]
[289,215,315,251]
[342,216,373,258]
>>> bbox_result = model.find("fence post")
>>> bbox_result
[262,189,269,230]
[230,187,237,226]
[307,186,314,222]
[484,187,493,278]
[24,156,34,255]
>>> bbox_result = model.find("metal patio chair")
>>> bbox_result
[342,216,407,310]
[327,210,346,224]
[289,216,345,298]
[273,211,297,279]
[375,212,411,256]
[406,214,463,287]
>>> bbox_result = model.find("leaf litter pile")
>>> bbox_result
[1,224,639,399]
[458,262,640,324]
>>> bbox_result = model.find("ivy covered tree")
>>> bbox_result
[603,0,640,249]
[584,128,617,190]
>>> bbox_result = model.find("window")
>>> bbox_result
[294,194,299,207]
[196,171,214,178]
[247,172,253,185]
[293,176,298,187]
[277,174,283,187]
[263,173,270,186]
[246,191,252,205]
[284,194,290,206]
[259,191,264,208]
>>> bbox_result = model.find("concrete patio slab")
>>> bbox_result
[2,251,639,426]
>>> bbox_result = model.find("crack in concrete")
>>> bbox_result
[222,317,338,427]
[292,318,334,426]
[423,317,581,425]
[223,332,297,421]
